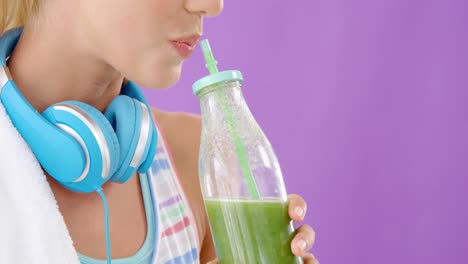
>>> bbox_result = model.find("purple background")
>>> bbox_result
[143,1,468,263]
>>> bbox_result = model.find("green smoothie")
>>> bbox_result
[205,199,302,264]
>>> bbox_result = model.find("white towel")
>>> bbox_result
[0,101,80,264]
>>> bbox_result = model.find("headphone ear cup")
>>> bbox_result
[138,113,158,174]
[42,101,120,192]
[105,95,141,183]
[121,80,158,173]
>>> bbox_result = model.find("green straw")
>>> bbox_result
[200,40,260,199]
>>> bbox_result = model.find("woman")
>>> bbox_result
[0,0,318,263]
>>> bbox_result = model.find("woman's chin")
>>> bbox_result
[136,64,183,90]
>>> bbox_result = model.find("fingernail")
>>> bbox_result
[295,207,304,217]
[298,239,307,251]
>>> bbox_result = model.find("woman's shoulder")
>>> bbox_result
[150,107,201,161]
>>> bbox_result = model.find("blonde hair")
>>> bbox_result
[1,0,41,34]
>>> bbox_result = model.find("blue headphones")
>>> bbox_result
[0,28,158,193]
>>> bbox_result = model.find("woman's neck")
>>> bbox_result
[6,20,124,113]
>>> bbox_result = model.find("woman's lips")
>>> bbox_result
[170,35,201,58]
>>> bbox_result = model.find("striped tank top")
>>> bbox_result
[149,121,201,263]
[78,121,201,264]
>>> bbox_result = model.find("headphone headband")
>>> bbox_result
[0,28,21,67]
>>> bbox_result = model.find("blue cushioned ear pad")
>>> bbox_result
[104,95,141,183]
[41,100,120,193]
[138,110,158,173]
[121,80,158,173]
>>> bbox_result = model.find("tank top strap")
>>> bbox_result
[147,119,201,264]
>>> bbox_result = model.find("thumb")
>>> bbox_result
[207,259,218,264]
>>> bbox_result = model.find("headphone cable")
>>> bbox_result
[96,187,112,264]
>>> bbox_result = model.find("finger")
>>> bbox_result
[207,260,218,264]
[288,194,307,222]
[291,224,316,256]
[303,253,319,264]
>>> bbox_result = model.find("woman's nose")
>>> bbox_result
[185,0,224,17]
